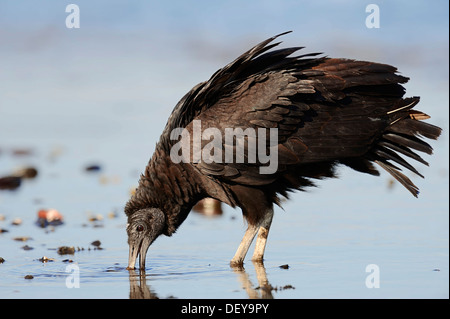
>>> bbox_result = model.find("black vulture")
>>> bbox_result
[125,32,441,270]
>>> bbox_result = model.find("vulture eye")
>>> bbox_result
[136,225,144,232]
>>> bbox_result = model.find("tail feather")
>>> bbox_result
[369,97,442,197]
[388,118,442,140]
[374,146,424,177]
[383,133,434,155]
[375,160,420,197]
[377,140,428,166]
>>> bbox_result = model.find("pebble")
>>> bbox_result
[0,176,21,190]
[13,167,38,179]
[38,256,55,263]
[13,236,32,242]
[85,164,102,172]
[275,284,295,291]
[11,218,22,226]
[24,275,34,280]
[37,209,64,227]
[91,240,101,247]
[57,246,75,255]
[11,148,33,156]
[87,213,103,222]
[279,264,289,269]
[259,284,295,292]
[107,211,117,219]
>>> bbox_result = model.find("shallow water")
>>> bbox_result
[0,141,447,298]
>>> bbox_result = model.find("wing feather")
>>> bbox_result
[158,32,440,196]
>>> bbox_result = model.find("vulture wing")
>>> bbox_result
[159,32,441,197]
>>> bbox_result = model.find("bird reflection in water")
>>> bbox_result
[128,270,159,299]
[128,262,274,299]
[231,261,274,299]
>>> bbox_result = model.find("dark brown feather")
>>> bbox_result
[126,32,441,232]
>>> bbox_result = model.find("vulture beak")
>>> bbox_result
[127,237,151,271]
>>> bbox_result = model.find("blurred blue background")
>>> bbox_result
[1,0,448,145]
[0,1,448,298]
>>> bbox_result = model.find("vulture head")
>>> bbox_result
[126,208,165,270]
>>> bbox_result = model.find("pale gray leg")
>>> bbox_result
[230,223,259,267]
[252,207,274,262]
[230,207,274,266]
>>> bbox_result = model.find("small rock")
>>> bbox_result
[279,264,289,269]
[85,164,102,172]
[0,228,9,233]
[281,284,295,290]
[107,211,117,219]
[12,148,33,156]
[13,236,32,242]
[24,275,34,279]
[38,256,55,263]
[13,167,38,179]
[88,213,103,222]
[11,218,22,226]
[21,245,34,251]
[0,176,21,190]
[90,240,101,247]
[0,257,5,264]
[57,246,75,255]
[37,209,64,227]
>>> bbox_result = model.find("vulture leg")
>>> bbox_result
[230,207,274,266]
[230,222,260,267]
[252,207,274,262]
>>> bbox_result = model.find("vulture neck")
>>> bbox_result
[135,148,205,235]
